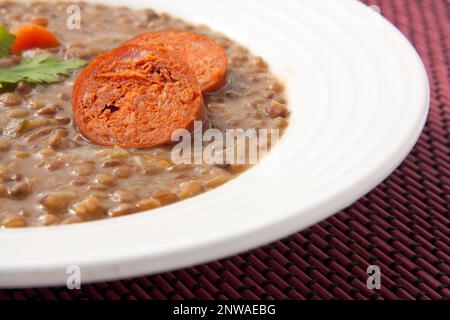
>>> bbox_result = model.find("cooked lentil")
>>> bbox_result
[0,1,289,227]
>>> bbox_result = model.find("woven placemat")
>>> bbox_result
[1,0,449,300]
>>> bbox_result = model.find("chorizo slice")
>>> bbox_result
[125,29,228,93]
[72,45,205,149]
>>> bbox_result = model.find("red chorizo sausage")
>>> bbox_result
[125,29,228,93]
[72,45,205,149]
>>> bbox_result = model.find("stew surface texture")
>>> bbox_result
[0,1,289,227]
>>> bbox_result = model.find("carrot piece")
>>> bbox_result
[72,45,205,149]
[125,30,228,93]
[11,23,60,54]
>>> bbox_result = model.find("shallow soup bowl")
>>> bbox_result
[0,0,429,287]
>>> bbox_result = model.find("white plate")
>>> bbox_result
[0,0,429,288]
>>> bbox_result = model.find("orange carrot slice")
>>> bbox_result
[11,23,60,54]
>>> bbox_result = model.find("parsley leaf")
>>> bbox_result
[0,26,15,58]
[0,54,86,88]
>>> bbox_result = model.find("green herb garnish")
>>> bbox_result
[0,26,15,58]
[0,54,86,89]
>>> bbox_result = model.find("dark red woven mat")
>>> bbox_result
[1,0,449,300]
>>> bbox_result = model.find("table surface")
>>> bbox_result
[1,0,449,300]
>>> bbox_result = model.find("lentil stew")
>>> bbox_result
[0,1,289,228]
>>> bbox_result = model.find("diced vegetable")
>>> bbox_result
[11,23,60,54]
[96,146,130,159]
[0,26,15,58]
[4,118,70,138]
[4,119,26,137]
